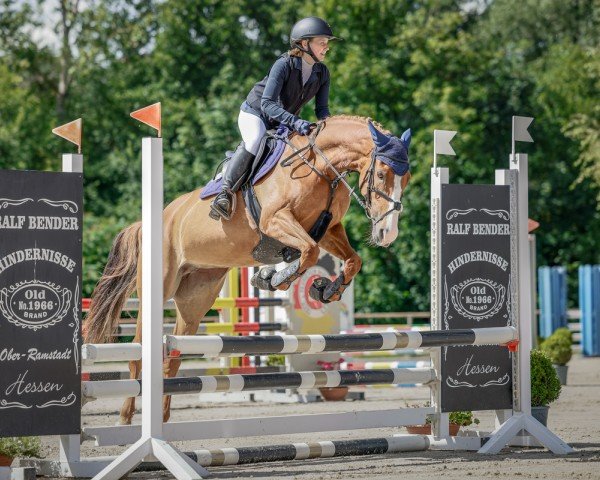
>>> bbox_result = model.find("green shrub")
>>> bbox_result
[448,411,480,427]
[531,349,561,406]
[553,327,573,342]
[0,437,42,458]
[404,402,479,427]
[540,334,572,365]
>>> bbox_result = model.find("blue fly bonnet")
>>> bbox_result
[367,119,411,176]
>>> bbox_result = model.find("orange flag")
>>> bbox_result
[528,218,540,233]
[52,118,82,153]
[130,102,161,137]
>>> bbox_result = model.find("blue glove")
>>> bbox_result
[292,119,312,136]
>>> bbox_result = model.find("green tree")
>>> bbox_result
[0,0,597,308]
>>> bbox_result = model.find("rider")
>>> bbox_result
[210,16,341,220]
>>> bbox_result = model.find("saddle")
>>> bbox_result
[200,126,287,200]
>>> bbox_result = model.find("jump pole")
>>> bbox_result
[81,367,437,401]
[93,103,209,480]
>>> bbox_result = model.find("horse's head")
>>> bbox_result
[358,119,411,247]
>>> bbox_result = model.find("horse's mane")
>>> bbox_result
[327,114,391,135]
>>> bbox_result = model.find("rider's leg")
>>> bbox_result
[209,143,254,220]
[210,111,265,220]
[238,110,266,156]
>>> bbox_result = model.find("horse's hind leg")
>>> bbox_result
[162,267,228,422]
[119,250,180,425]
[119,265,143,425]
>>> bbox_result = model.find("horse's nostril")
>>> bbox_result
[378,229,385,241]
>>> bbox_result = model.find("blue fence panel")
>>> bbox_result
[538,266,568,338]
[580,265,600,357]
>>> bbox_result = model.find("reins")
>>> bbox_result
[274,121,403,225]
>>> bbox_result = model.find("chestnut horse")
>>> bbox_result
[84,115,411,425]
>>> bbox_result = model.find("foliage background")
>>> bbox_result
[0,0,598,313]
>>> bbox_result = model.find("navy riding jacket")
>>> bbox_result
[242,53,330,128]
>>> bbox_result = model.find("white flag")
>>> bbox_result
[434,130,457,156]
[513,116,534,143]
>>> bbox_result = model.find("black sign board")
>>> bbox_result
[0,169,82,436]
[440,183,513,412]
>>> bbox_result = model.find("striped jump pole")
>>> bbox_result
[82,368,436,401]
[30,435,432,475]
[81,366,283,382]
[81,297,288,311]
[113,321,286,337]
[140,435,429,469]
[213,297,288,309]
[82,343,142,364]
[165,326,517,357]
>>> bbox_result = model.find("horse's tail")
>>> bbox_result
[84,222,141,344]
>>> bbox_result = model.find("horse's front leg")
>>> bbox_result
[313,222,362,303]
[261,207,320,290]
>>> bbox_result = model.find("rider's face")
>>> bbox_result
[302,37,330,62]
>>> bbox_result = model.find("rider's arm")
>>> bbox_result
[314,68,330,120]
[261,58,298,127]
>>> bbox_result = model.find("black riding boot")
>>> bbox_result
[209,143,255,220]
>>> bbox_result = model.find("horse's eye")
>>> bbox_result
[377,170,385,180]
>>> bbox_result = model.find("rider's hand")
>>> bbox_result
[292,119,312,136]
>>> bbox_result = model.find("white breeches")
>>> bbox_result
[238,110,267,156]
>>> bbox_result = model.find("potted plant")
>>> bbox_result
[540,328,572,385]
[530,349,562,425]
[316,358,348,401]
[0,436,42,467]
[404,402,479,436]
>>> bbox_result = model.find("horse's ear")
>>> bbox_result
[400,128,412,149]
[367,118,390,148]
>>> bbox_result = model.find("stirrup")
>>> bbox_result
[209,190,236,221]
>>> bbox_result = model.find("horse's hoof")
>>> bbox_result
[322,273,347,302]
[309,277,333,303]
[271,259,301,288]
[251,266,277,291]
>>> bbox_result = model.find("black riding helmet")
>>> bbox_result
[290,17,341,63]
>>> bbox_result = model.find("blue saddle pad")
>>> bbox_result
[200,127,289,199]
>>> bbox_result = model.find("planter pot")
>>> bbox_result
[531,405,549,426]
[0,455,13,467]
[319,386,349,401]
[553,364,568,385]
[405,423,460,436]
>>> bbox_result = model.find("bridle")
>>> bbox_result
[276,121,406,226]
[359,149,405,225]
